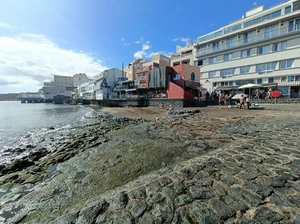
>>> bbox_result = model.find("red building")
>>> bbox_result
[122,64,202,101]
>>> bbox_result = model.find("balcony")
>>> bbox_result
[196,26,300,57]
[136,65,152,73]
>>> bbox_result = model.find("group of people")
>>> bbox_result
[218,91,232,109]
[238,95,251,110]
[253,88,273,99]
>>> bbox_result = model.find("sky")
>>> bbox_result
[0,0,282,93]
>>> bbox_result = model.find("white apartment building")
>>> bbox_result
[77,68,123,100]
[170,41,194,66]
[43,75,73,99]
[195,0,300,98]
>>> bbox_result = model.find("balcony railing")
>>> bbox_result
[196,26,300,57]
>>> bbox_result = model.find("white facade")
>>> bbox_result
[42,75,74,99]
[94,68,123,100]
[194,0,300,98]
[77,68,124,100]
[170,42,194,66]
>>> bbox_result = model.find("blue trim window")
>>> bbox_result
[209,57,217,64]
[280,59,293,69]
[224,53,233,61]
[209,71,217,78]
[241,66,250,74]
[258,45,269,54]
[242,49,251,58]
[257,62,277,74]
[191,72,195,81]
[281,41,287,50]
[273,43,278,52]
[221,68,235,77]
[227,38,234,48]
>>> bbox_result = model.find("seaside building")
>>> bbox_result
[195,0,300,98]
[42,74,90,100]
[124,53,170,81]
[77,68,123,100]
[170,41,194,66]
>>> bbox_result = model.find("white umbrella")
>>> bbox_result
[238,83,263,89]
[232,94,248,100]
[238,84,263,98]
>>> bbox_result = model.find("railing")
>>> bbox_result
[196,26,300,57]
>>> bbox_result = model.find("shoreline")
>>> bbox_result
[1,105,300,223]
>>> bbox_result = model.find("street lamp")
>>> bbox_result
[205,80,213,93]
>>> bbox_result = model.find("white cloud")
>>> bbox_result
[125,43,130,46]
[181,37,190,42]
[0,23,11,28]
[172,37,179,42]
[134,36,144,44]
[133,41,151,59]
[0,33,107,93]
[142,41,150,51]
[148,51,172,58]
[121,37,125,41]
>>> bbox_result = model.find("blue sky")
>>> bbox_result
[0,0,281,93]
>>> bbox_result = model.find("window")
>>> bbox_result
[272,43,278,52]
[191,72,195,81]
[241,66,250,74]
[258,45,269,54]
[209,71,217,78]
[257,62,277,74]
[280,59,293,69]
[173,73,181,80]
[264,26,276,38]
[200,73,204,78]
[281,41,287,50]
[288,19,300,32]
[227,38,234,48]
[295,75,300,81]
[288,76,294,82]
[285,6,292,14]
[268,77,274,83]
[257,78,262,84]
[241,49,251,58]
[244,32,252,43]
[224,53,233,61]
[212,42,219,51]
[209,57,217,64]
[221,68,235,77]
[229,81,233,86]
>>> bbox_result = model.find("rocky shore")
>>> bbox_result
[0,105,300,223]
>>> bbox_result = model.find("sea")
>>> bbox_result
[0,101,94,164]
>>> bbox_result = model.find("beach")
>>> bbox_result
[1,105,300,223]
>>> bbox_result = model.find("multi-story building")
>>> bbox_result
[170,41,194,66]
[195,0,300,98]
[77,68,124,100]
[124,53,170,81]
[42,74,90,100]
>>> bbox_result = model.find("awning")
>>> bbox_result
[263,83,278,87]
[197,87,207,91]
[215,86,240,91]
[125,88,137,92]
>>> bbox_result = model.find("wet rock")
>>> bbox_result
[189,201,221,224]
[28,148,49,161]
[1,159,34,174]
[253,207,283,224]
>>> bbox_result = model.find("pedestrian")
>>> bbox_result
[238,95,245,110]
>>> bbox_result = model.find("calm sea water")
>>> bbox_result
[0,101,93,163]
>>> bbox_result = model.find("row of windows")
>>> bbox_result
[208,59,294,78]
[216,75,300,87]
[208,41,287,64]
[197,18,300,56]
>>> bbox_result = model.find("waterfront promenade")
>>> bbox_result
[1,105,300,223]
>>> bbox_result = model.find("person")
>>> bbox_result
[158,102,164,108]
[238,95,245,110]
[245,96,250,109]
[206,91,210,102]
[224,93,229,107]
[266,88,272,99]
[253,89,260,99]
[218,92,223,109]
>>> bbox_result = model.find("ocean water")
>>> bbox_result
[0,101,93,164]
